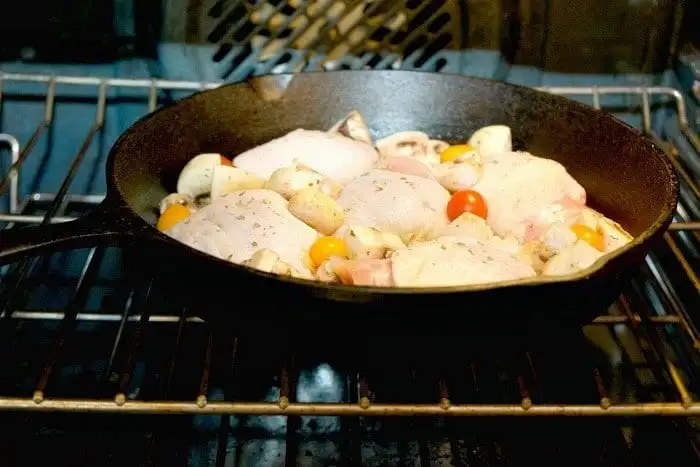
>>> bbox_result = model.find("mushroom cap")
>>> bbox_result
[468,125,512,156]
[210,164,265,199]
[176,153,224,199]
[542,240,604,276]
[265,165,326,199]
[328,110,373,145]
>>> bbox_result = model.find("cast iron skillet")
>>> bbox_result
[0,71,679,332]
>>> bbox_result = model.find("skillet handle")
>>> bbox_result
[0,201,140,266]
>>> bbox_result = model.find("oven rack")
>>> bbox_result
[0,73,698,417]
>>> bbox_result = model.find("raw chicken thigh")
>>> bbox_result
[233,129,378,184]
[157,110,634,288]
[332,235,536,287]
[166,189,318,278]
[336,169,451,242]
[472,151,586,238]
[392,235,537,286]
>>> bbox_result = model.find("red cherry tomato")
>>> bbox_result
[446,190,488,221]
[220,156,233,166]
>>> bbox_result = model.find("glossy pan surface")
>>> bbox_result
[0,71,679,330]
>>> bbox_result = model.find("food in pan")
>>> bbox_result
[156,111,633,288]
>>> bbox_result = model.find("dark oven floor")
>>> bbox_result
[0,412,696,466]
[0,307,698,466]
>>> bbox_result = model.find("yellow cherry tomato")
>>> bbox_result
[157,204,191,232]
[440,144,473,163]
[570,224,604,251]
[309,236,348,267]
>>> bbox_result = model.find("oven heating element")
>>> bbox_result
[0,72,698,421]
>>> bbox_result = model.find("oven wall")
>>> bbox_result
[0,0,685,75]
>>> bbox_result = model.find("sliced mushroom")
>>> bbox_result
[265,163,342,199]
[597,217,633,252]
[428,140,450,160]
[315,258,340,283]
[288,187,345,235]
[210,164,266,199]
[375,131,439,167]
[518,241,547,273]
[323,180,343,199]
[265,165,323,199]
[487,234,546,273]
[338,225,406,259]
[577,206,600,231]
[489,235,520,255]
[579,207,633,253]
[538,201,582,227]
[538,221,578,260]
[328,110,373,145]
[440,212,493,241]
[434,157,484,192]
[455,149,483,165]
[176,153,228,199]
[296,163,343,198]
[542,240,605,276]
[159,193,195,215]
[243,248,282,271]
[243,249,304,278]
[468,125,512,156]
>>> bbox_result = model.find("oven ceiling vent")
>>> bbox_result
[201,0,465,78]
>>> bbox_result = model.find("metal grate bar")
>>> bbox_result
[0,79,107,330]
[0,74,698,419]
[0,79,55,198]
[32,247,106,403]
[1,399,700,416]
[196,332,214,408]
[618,287,692,406]
[0,310,685,324]
[114,277,154,406]
[0,133,19,213]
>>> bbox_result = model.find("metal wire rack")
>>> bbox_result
[0,73,699,420]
